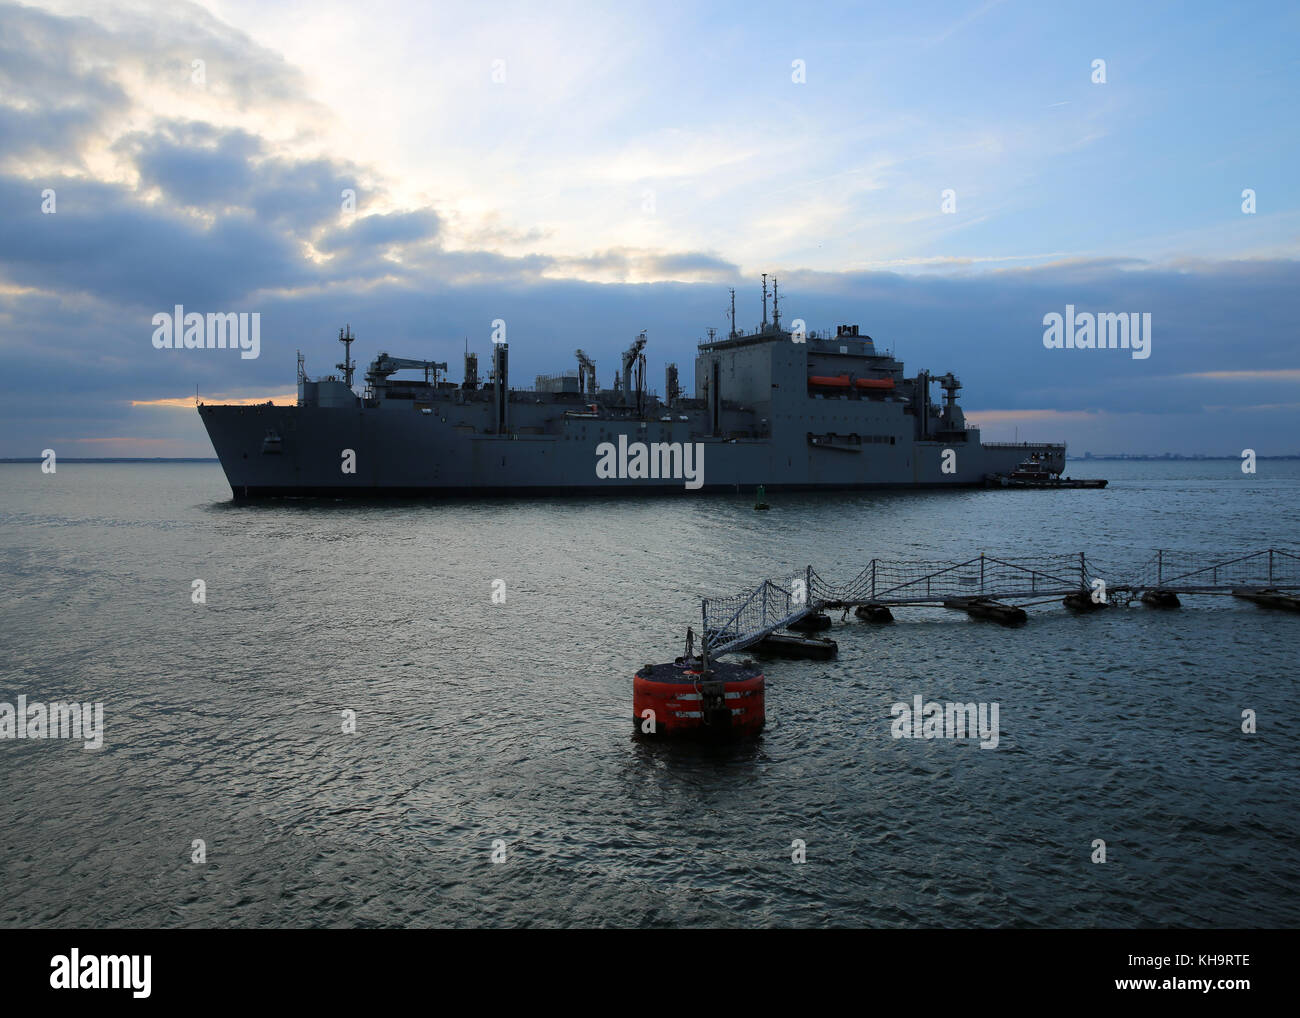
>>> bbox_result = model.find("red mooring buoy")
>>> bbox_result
[633,657,765,738]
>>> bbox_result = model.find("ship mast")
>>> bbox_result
[761,273,768,330]
[772,276,780,330]
[728,288,737,338]
[337,324,355,388]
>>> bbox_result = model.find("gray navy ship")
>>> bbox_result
[199,281,1065,498]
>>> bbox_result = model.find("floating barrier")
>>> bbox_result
[854,604,894,623]
[697,548,1300,657]
[787,610,832,632]
[1062,591,1108,613]
[754,633,838,659]
[631,546,1300,743]
[1232,587,1300,613]
[640,549,1300,739]
[943,596,1028,626]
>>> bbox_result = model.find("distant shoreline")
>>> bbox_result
[1069,455,1300,462]
[2,455,1297,464]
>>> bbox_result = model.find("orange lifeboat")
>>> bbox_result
[808,374,895,391]
[633,658,765,738]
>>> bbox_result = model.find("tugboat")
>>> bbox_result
[985,453,1107,489]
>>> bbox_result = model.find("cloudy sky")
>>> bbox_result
[1,0,1297,456]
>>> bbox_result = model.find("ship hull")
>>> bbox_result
[199,403,1065,499]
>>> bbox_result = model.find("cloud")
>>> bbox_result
[0,3,131,167]
[0,0,1297,459]
[544,248,738,284]
[316,210,441,254]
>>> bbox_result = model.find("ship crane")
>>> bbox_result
[621,333,648,414]
[365,353,449,388]
[575,349,597,396]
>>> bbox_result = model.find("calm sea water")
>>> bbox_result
[1,460,1297,928]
